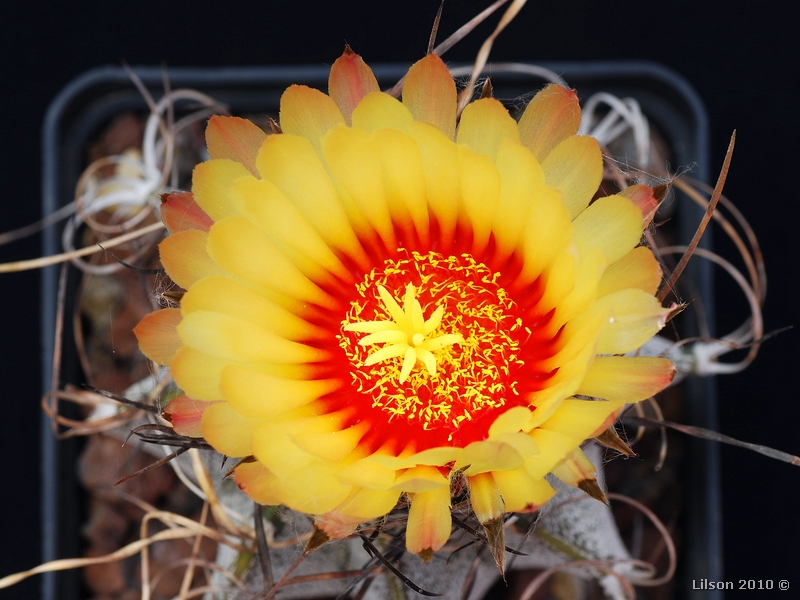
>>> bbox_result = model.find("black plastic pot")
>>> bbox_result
[41,61,720,600]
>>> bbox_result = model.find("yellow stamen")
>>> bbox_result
[345,283,464,383]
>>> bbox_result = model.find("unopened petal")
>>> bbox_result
[328,47,380,125]
[205,116,267,176]
[403,54,456,139]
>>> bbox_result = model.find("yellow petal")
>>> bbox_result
[539,397,626,440]
[577,356,675,403]
[328,47,380,125]
[207,216,340,311]
[594,289,673,354]
[332,487,401,521]
[517,186,572,285]
[541,135,602,220]
[133,307,182,366]
[271,460,353,515]
[280,85,346,156]
[171,346,226,400]
[492,469,555,512]
[518,84,581,163]
[550,447,599,489]
[191,159,250,222]
[455,439,523,475]
[201,401,263,457]
[251,411,348,479]
[351,91,414,133]
[233,461,281,506]
[220,365,341,419]
[456,98,519,161]
[231,176,354,285]
[402,54,456,139]
[597,246,663,297]
[406,485,452,555]
[177,310,330,364]
[572,194,644,265]
[181,275,328,342]
[158,229,228,290]
[392,465,449,493]
[205,116,267,176]
[256,134,368,270]
[457,145,500,256]
[292,421,369,462]
[492,140,546,262]
[409,122,460,252]
[371,128,430,247]
[488,406,534,436]
[337,459,397,490]
[322,125,398,251]
[524,428,582,479]
[469,472,504,523]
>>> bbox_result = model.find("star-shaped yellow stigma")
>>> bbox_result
[344,284,464,384]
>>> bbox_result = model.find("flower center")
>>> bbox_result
[339,251,529,443]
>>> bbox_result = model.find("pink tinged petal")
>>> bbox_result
[516,185,573,286]
[572,194,644,264]
[577,356,675,403]
[205,116,267,177]
[457,145,500,256]
[619,183,663,227]
[160,191,213,233]
[492,469,555,513]
[492,140,546,262]
[409,122,459,252]
[177,310,331,364]
[163,394,216,438]
[279,85,345,156]
[541,135,603,220]
[220,364,341,419]
[518,84,581,163]
[468,472,504,524]
[158,229,227,290]
[181,276,328,343]
[593,289,675,354]
[328,47,380,126]
[371,128,431,247]
[539,397,626,440]
[454,440,523,475]
[191,159,251,222]
[402,54,457,139]
[351,91,414,133]
[596,246,663,297]
[234,460,281,506]
[406,485,452,556]
[232,177,354,285]
[201,401,263,457]
[207,216,341,311]
[456,98,519,161]
[322,126,398,251]
[256,134,369,271]
[134,307,182,366]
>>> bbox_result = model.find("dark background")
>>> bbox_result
[1,1,797,598]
